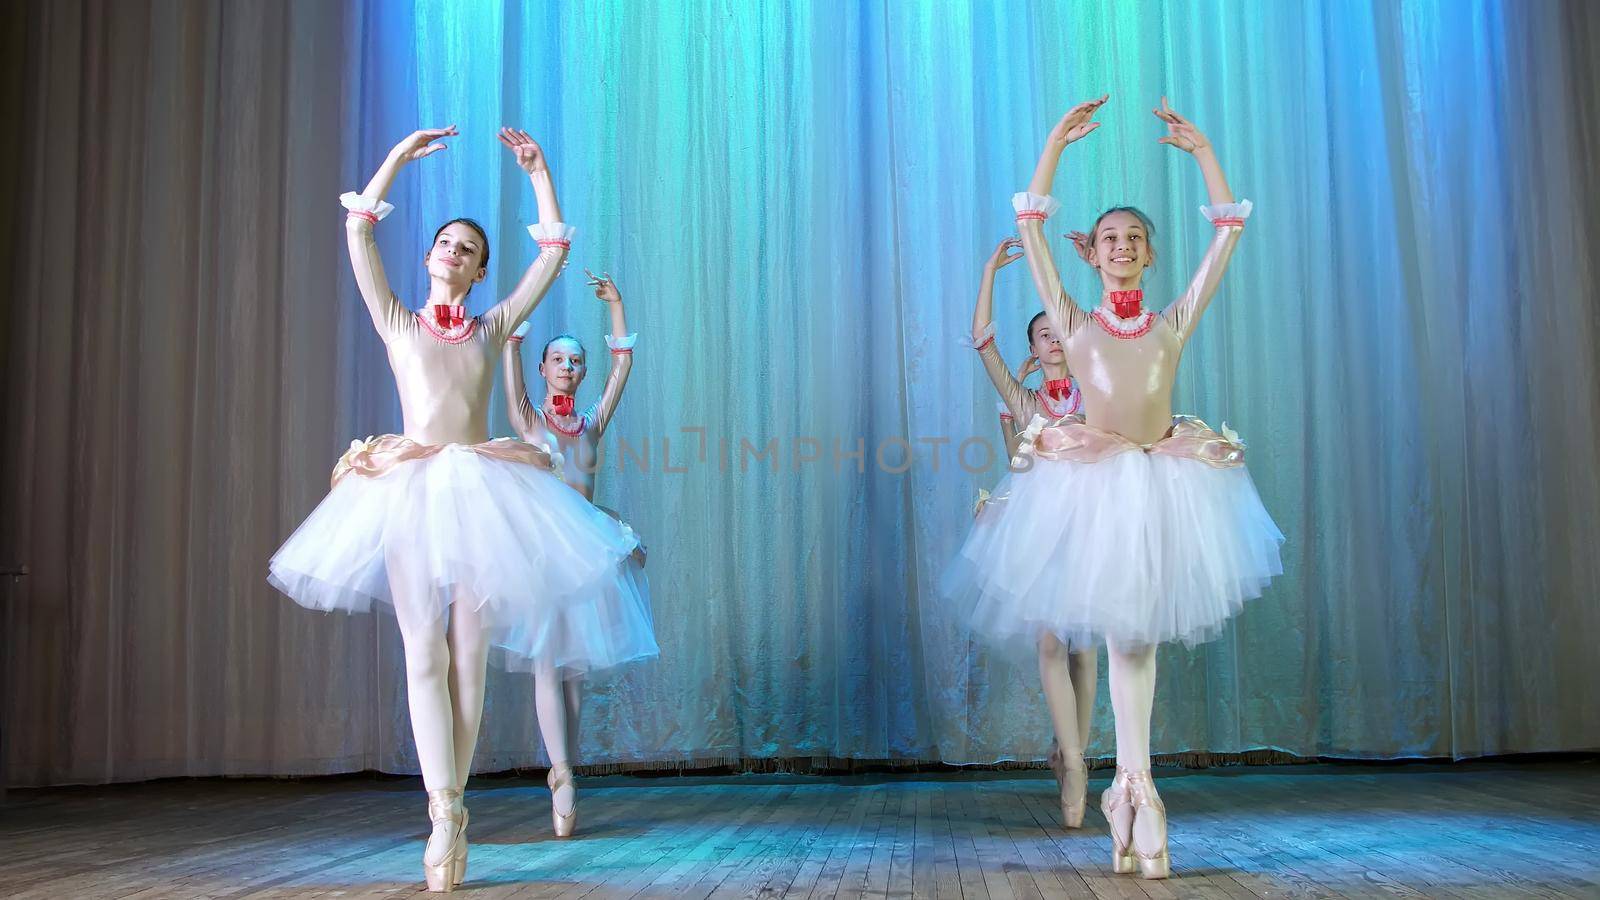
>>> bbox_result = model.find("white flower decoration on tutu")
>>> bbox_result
[1220,421,1246,449]
[1012,414,1048,466]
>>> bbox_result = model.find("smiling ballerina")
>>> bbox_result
[944,96,1284,879]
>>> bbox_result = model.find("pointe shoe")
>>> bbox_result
[1047,746,1088,828]
[423,788,467,892]
[548,763,579,838]
[1100,769,1137,874]
[453,805,470,887]
[1123,769,1170,880]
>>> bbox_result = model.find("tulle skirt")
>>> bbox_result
[499,508,657,677]
[943,444,1284,651]
[269,441,657,673]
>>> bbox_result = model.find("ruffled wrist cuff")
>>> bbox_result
[340,192,395,222]
[528,222,576,248]
[1201,200,1253,228]
[961,322,997,350]
[1011,192,1062,221]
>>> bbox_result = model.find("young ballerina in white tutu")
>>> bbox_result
[269,126,643,892]
[964,235,1096,828]
[502,270,657,837]
[944,96,1284,878]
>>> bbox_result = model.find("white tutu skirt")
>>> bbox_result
[497,551,654,677]
[269,444,658,673]
[942,450,1284,651]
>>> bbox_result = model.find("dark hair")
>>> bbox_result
[541,333,586,363]
[432,218,491,271]
[1026,311,1050,346]
[1088,206,1157,269]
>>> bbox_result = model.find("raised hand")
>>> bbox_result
[584,268,621,304]
[987,236,1024,271]
[1153,97,1210,154]
[1065,230,1093,264]
[389,126,456,164]
[1045,95,1108,151]
[1016,355,1041,382]
[497,127,548,174]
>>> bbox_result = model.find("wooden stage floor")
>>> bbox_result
[1,761,1596,899]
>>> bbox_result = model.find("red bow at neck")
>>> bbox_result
[1107,289,1144,319]
[431,304,467,330]
[1044,379,1073,401]
[548,395,576,417]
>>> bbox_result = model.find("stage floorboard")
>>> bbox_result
[2,761,1596,899]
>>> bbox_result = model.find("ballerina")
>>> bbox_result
[269,126,643,892]
[965,235,1095,827]
[501,269,658,837]
[943,96,1284,879]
